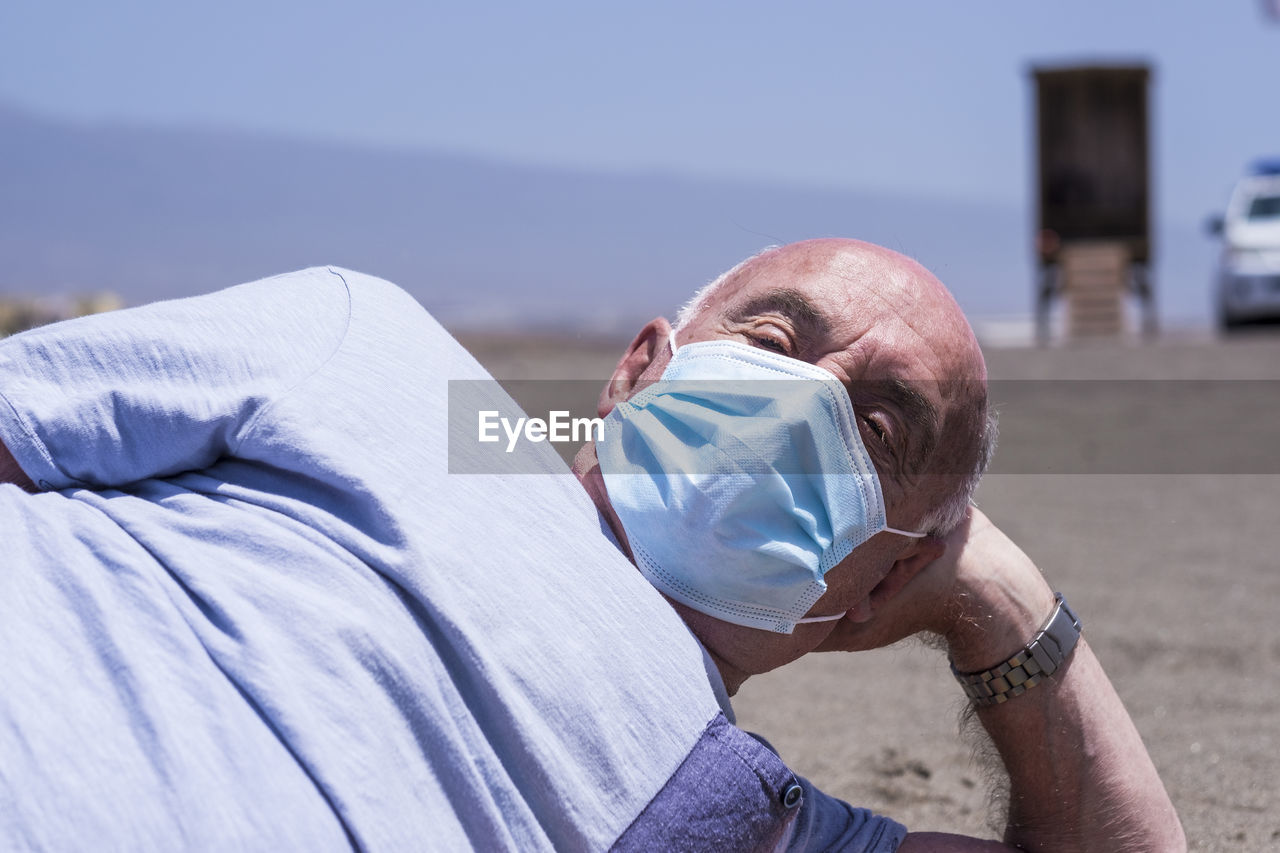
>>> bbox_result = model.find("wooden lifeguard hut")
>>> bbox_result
[1032,64,1156,343]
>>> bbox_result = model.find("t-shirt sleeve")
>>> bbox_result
[741,730,906,853]
[781,775,907,852]
[613,715,905,853]
[0,267,351,490]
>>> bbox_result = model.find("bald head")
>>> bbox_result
[682,240,984,380]
[676,239,993,533]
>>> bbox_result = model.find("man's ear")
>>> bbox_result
[597,317,674,417]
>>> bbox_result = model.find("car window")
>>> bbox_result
[1246,195,1280,220]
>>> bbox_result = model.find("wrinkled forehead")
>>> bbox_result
[715,244,983,373]
[708,245,934,337]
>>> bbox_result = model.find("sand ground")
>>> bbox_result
[459,329,1280,852]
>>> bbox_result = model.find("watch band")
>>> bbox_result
[951,593,1082,707]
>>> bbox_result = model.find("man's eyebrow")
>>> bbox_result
[723,289,832,341]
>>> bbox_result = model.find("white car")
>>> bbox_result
[1211,163,1280,329]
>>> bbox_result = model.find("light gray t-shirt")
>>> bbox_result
[0,267,905,851]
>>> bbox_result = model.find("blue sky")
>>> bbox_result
[3,1,1278,321]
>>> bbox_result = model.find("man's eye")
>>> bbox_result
[861,414,889,444]
[750,333,790,355]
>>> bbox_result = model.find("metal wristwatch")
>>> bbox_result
[950,593,1082,708]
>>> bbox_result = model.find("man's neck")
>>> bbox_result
[571,442,631,559]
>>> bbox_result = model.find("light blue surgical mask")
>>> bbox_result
[597,332,925,634]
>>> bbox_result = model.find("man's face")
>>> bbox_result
[659,240,983,674]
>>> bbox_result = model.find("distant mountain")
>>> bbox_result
[0,102,1210,334]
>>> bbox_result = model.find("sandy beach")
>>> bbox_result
[458,329,1280,852]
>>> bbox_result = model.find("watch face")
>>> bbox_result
[1061,598,1082,632]
[1041,596,1082,664]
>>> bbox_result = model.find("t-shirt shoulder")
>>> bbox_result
[0,267,355,490]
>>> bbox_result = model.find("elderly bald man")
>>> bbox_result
[577,239,1183,850]
[0,241,1181,851]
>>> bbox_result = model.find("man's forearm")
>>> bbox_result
[814,509,1184,850]
[971,638,1184,851]
[0,439,37,491]
[945,529,1185,851]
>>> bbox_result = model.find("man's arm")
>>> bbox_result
[0,439,36,491]
[820,510,1185,852]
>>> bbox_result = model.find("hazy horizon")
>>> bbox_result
[0,99,1223,343]
[3,3,1277,337]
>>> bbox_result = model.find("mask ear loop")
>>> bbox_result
[884,526,928,538]
[794,612,845,624]
[668,328,679,356]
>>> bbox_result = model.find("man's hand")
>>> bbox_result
[0,439,36,492]
[817,508,1056,669]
